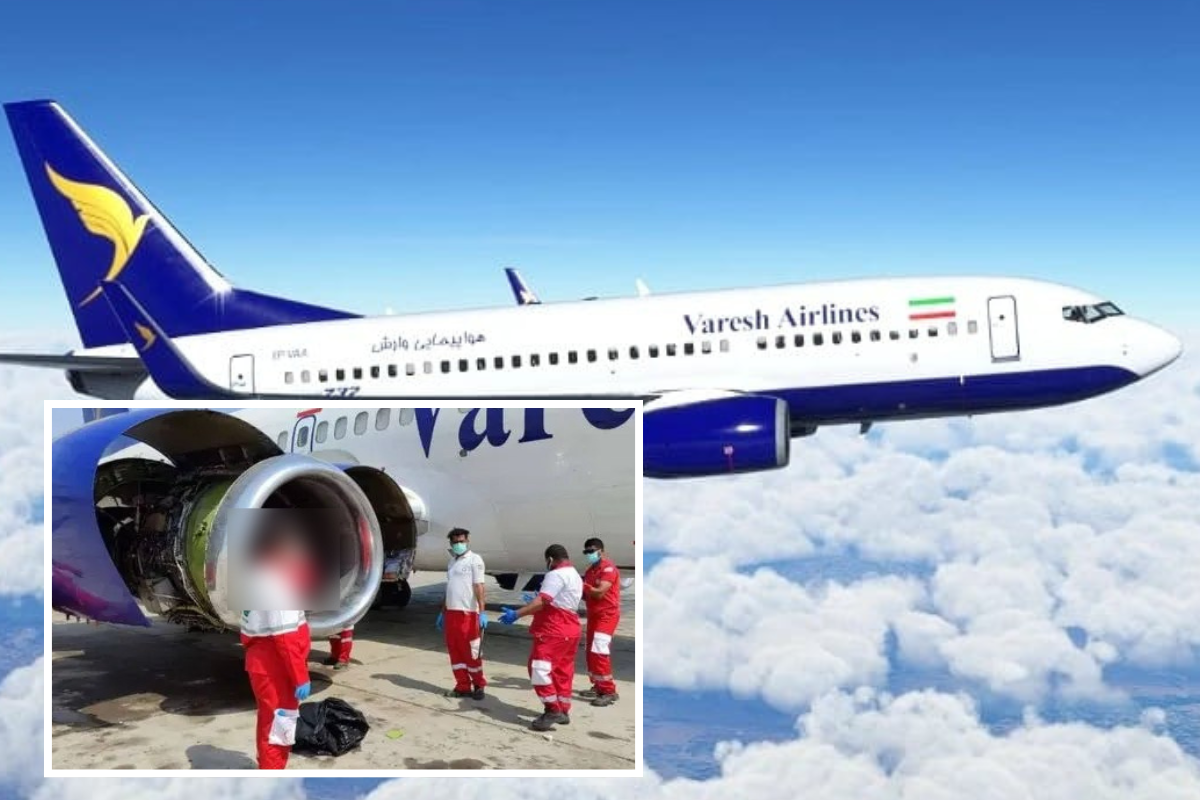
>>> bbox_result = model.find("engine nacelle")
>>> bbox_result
[644,392,790,477]
[96,454,384,638]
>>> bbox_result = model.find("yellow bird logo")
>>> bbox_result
[44,163,151,307]
[133,321,157,351]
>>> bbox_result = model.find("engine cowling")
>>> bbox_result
[644,392,791,477]
[53,409,397,638]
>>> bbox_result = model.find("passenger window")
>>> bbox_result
[776,335,786,348]
[889,331,900,341]
[353,367,363,380]
[909,329,919,339]
[276,432,288,450]
[284,372,294,384]
[531,353,541,366]
[568,351,579,364]
[334,417,347,439]
[684,342,695,355]
[666,344,677,356]
[649,345,660,357]
[928,326,938,337]
[336,368,345,381]
[376,409,390,430]
[301,370,311,383]
[814,333,824,346]
[870,331,881,342]
[315,421,328,443]
[424,362,433,374]
[948,322,958,336]
[441,361,451,373]
[719,340,730,352]
[459,359,468,372]
[629,346,639,359]
[354,412,368,435]
[405,363,415,376]
[477,357,487,370]
[794,334,805,347]
[513,355,522,368]
[757,337,767,350]
[587,350,597,362]
[494,356,504,369]
[968,320,979,334]
[297,427,309,448]
[318,369,329,383]
[608,348,618,361]
[549,352,559,365]
[370,366,380,379]
[701,341,712,354]
[851,331,862,343]
[832,332,842,344]
[388,364,398,377]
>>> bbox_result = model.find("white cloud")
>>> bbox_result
[34,780,306,800]
[0,658,44,795]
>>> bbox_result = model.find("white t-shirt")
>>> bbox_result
[445,551,485,612]
[539,565,583,611]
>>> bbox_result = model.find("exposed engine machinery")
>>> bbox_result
[55,409,424,638]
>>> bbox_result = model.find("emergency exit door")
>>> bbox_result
[987,295,1020,361]
[229,354,255,392]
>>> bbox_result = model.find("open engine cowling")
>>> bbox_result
[644,392,791,477]
[52,409,400,638]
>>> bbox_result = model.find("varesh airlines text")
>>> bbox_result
[683,302,882,335]
[404,407,634,458]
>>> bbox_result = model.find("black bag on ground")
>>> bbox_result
[293,697,370,756]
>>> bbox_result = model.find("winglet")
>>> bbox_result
[99,281,237,399]
[505,267,541,305]
[635,278,651,297]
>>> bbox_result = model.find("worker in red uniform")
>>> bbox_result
[437,527,488,699]
[499,544,583,731]
[580,537,621,705]
[240,529,314,770]
[324,625,354,670]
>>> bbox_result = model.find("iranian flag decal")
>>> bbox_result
[908,296,956,321]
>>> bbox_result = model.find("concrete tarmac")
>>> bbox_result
[50,570,636,771]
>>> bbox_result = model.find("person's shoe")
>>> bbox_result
[578,688,599,699]
[552,711,570,725]
[591,693,617,707]
[332,661,349,671]
[322,656,338,667]
[444,688,473,698]
[530,713,556,732]
[471,687,485,700]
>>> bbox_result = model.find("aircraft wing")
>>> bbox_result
[0,352,143,372]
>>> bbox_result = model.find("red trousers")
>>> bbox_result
[248,670,299,769]
[529,633,580,713]
[444,609,486,691]
[586,615,619,695]
[329,627,353,663]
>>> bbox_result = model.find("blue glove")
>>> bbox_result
[522,593,536,604]
[295,682,311,701]
[436,612,444,631]
[500,607,519,625]
[479,612,489,630]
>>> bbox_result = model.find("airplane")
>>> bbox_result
[504,267,651,305]
[52,405,635,636]
[5,99,1185,479]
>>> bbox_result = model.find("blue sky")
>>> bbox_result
[0,0,1197,337]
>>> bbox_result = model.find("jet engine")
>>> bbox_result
[52,409,420,638]
[644,391,791,477]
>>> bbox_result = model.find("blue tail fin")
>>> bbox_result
[4,100,359,349]
[505,267,541,305]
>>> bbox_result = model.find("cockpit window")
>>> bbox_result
[1063,301,1124,323]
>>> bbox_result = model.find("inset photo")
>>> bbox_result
[45,403,641,777]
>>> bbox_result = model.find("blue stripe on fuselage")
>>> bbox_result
[772,365,1139,425]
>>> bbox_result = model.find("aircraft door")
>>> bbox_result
[229,354,255,392]
[291,414,316,453]
[987,295,1020,361]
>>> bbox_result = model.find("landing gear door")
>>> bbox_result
[987,295,1020,362]
[229,354,255,392]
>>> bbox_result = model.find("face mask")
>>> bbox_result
[586,551,600,565]
[546,560,554,572]
[450,542,467,556]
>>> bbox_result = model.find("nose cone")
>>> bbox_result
[1131,322,1183,377]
